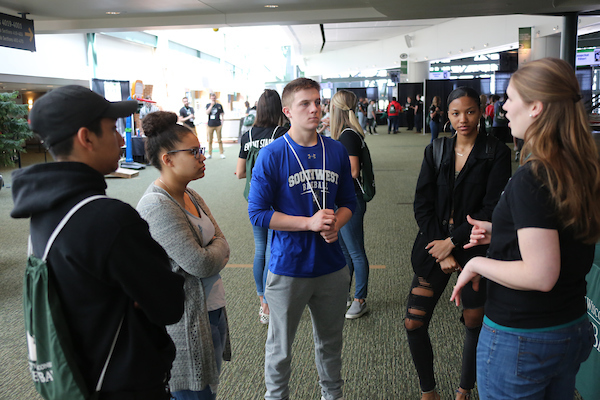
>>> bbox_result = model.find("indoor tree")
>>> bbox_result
[0,91,33,167]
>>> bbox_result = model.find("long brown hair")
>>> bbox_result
[511,57,600,243]
[254,89,285,127]
[330,90,364,140]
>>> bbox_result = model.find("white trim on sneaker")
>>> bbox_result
[345,300,368,319]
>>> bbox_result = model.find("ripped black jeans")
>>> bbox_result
[405,267,486,393]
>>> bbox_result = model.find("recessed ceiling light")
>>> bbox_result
[106,11,121,15]
[265,5,278,8]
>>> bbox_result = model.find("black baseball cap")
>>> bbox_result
[29,85,138,148]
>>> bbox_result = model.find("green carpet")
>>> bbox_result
[1,131,578,400]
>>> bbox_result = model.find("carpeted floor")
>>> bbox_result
[1,129,578,400]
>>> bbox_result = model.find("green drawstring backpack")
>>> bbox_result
[23,195,123,400]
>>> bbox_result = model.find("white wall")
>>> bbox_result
[0,33,89,80]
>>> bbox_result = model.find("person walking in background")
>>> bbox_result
[452,58,600,400]
[484,95,499,134]
[356,97,367,134]
[236,89,288,325]
[248,78,356,400]
[387,97,401,134]
[491,93,510,143]
[179,96,197,136]
[429,96,442,143]
[367,99,378,135]
[406,87,511,400]
[415,94,424,133]
[11,86,185,399]
[138,111,231,400]
[405,96,415,131]
[330,90,371,320]
[206,93,225,159]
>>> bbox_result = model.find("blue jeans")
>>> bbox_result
[429,120,440,142]
[252,225,271,300]
[477,317,593,400]
[172,308,228,400]
[338,194,369,299]
[388,115,399,133]
[357,111,366,131]
[415,113,423,132]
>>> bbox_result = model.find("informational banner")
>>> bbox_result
[400,60,408,75]
[576,48,600,67]
[575,243,600,400]
[429,71,450,80]
[518,27,532,67]
[0,12,35,52]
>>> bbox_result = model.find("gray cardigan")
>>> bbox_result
[137,184,231,392]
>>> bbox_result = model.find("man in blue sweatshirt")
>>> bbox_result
[248,78,356,400]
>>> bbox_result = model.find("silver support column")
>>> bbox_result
[561,12,579,68]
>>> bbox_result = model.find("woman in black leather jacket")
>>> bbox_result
[405,87,511,400]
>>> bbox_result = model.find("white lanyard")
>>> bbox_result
[283,134,326,210]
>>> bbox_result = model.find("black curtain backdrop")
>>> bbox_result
[91,79,132,136]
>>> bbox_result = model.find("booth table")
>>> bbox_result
[131,136,147,164]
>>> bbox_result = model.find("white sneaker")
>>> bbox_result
[207,154,212,159]
[220,154,226,159]
[345,300,368,319]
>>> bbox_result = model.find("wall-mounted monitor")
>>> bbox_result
[576,48,600,67]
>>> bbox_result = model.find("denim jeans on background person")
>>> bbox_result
[415,113,423,132]
[252,225,271,301]
[476,317,593,400]
[172,308,228,400]
[357,111,366,132]
[388,115,399,133]
[429,120,440,143]
[338,194,369,299]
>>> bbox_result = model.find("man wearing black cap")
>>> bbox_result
[11,85,185,399]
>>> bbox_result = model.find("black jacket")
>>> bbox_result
[11,162,185,393]
[411,133,511,277]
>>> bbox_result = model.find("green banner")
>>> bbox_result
[575,243,600,399]
[518,27,532,66]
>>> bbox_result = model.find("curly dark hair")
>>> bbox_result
[143,111,195,170]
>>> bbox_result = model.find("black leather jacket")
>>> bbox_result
[411,133,511,277]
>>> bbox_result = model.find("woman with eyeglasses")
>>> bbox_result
[137,111,231,400]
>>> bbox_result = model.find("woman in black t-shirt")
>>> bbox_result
[406,87,511,400]
[236,89,287,325]
[330,90,371,320]
[452,58,600,399]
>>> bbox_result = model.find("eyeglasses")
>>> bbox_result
[166,147,205,158]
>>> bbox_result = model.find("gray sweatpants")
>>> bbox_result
[264,267,349,400]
